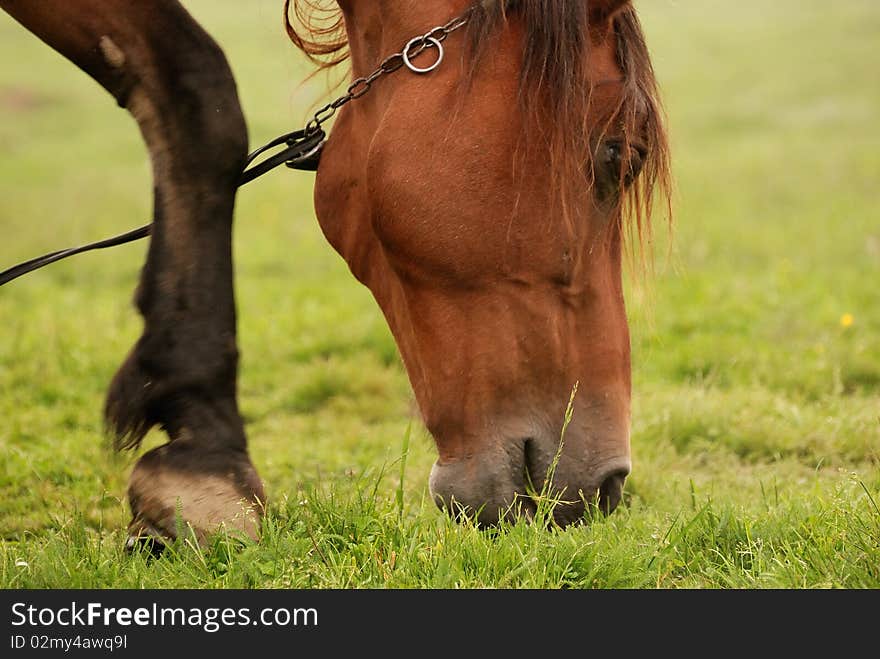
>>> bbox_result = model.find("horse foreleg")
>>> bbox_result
[0,0,264,546]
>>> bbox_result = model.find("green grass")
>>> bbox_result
[0,0,878,588]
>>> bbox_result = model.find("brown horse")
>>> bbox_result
[0,0,669,545]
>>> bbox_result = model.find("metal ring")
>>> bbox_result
[402,36,444,74]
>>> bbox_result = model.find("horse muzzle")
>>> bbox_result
[428,432,631,527]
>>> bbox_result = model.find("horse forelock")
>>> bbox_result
[285,0,671,262]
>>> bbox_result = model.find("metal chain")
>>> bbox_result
[305,8,475,134]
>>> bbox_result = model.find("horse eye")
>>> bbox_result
[599,139,647,189]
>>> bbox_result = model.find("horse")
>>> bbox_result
[0,0,670,547]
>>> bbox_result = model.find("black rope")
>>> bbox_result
[0,127,325,287]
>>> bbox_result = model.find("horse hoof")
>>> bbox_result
[125,530,167,558]
[126,443,266,548]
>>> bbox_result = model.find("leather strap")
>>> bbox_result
[0,128,325,287]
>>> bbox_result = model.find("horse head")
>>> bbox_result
[290,0,671,526]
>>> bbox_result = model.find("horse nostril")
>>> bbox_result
[596,468,628,515]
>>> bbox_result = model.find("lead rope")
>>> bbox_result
[0,128,326,288]
[0,6,477,288]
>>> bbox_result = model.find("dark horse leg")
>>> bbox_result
[0,0,264,545]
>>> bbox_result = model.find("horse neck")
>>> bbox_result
[340,0,474,77]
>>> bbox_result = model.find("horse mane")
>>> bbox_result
[283,0,671,262]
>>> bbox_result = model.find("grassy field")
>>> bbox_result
[0,0,877,588]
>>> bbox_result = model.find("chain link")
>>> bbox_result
[305,8,474,135]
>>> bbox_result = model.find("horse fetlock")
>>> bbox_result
[126,443,265,548]
[105,328,243,449]
[105,347,156,450]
